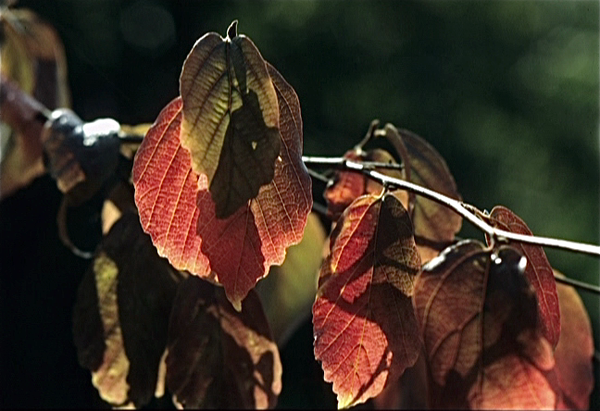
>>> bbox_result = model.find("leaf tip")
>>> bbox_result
[227,20,238,40]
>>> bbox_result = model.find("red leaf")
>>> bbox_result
[195,65,311,309]
[413,241,560,409]
[553,276,594,410]
[166,277,282,409]
[133,64,311,309]
[132,97,210,276]
[313,193,421,408]
[487,205,560,347]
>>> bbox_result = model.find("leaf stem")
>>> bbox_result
[302,155,600,258]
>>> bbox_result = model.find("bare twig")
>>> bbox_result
[302,155,600,258]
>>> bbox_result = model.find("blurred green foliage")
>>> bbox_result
[11,0,600,407]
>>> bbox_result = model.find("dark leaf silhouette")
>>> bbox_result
[413,240,560,409]
[0,7,70,198]
[553,274,594,410]
[72,212,182,407]
[180,21,280,218]
[486,205,560,347]
[166,277,282,409]
[133,64,310,310]
[313,193,421,408]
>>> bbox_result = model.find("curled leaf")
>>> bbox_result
[313,193,421,409]
[413,240,559,409]
[486,205,560,348]
[72,213,181,407]
[166,276,282,409]
[180,21,280,218]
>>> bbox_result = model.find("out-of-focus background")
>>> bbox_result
[2,0,598,408]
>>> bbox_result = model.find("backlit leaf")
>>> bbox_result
[132,97,211,276]
[73,212,181,408]
[133,64,311,310]
[166,276,282,409]
[486,205,560,347]
[313,193,421,409]
[196,64,311,309]
[180,21,280,218]
[413,240,559,409]
[553,274,594,410]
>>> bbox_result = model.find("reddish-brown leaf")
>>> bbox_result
[196,64,310,309]
[313,193,421,409]
[180,21,280,218]
[487,205,560,348]
[133,64,311,310]
[553,275,594,410]
[132,97,211,276]
[413,240,559,409]
[73,212,182,407]
[166,277,282,409]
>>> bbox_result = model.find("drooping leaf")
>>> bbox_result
[0,7,70,198]
[196,63,310,309]
[180,21,280,218]
[133,64,311,310]
[73,212,182,408]
[413,240,560,409]
[313,193,421,409]
[166,276,282,409]
[486,205,560,348]
[132,97,211,276]
[553,273,594,410]
[256,212,326,342]
[384,126,462,259]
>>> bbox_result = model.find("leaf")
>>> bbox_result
[413,240,559,409]
[166,276,282,409]
[132,97,211,276]
[312,193,421,409]
[256,212,326,343]
[0,7,70,198]
[72,212,182,408]
[486,205,560,347]
[385,126,462,257]
[324,148,402,221]
[133,64,311,310]
[553,274,594,410]
[180,21,280,218]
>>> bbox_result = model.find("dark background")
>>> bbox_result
[1,0,598,408]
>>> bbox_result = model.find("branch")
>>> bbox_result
[303,155,600,258]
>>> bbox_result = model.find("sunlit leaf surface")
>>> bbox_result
[313,193,421,409]
[180,21,280,218]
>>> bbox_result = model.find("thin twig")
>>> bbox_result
[303,155,404,171]
[302,155,600,258]
[554,275,600,295]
